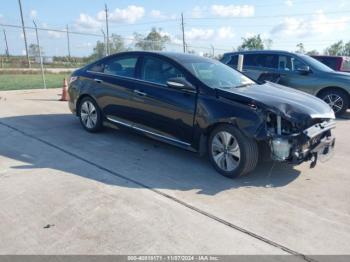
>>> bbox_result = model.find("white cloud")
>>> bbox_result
[184,27,235,41]
[185,28,215,41]
[97,5,144,24]
[285,0,293,7]
[191,6,207,18]
[217,27,235,39]
[47,30,65,39]
[271,11,350,37]
[74,5,144,32]
[29,9,37,19]
[75,42,93,49]
[211,5,255,17]
[150,10,165,19]
[41,23,65,38]
[75,13,102,31]
[244,32,270,39]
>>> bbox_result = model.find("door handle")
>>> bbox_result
[134,90,147,96]
[94,78,103,83]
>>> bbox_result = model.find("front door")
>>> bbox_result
[129,55,197,144]
[277,55,318,94]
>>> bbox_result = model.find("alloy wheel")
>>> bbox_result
[323,94,344,113]
[211,131,241,172]
[80,101,98,129]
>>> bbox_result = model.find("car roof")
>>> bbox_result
[311,55,345,58]
[108,51,212,63]
[223,50,298,56]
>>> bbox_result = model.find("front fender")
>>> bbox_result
[192,94,267,151]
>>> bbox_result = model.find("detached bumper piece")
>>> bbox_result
[309,136,335,168]
[288,120,336,167]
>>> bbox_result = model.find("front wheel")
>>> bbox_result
[208,124,258,178]
[319,89,349,116]
[78,97,103,132]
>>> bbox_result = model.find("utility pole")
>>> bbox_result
[105,4,110,56]
[3,29,9,57]
[211,45,215,58]
[33,20,46,89]
[18,0,31,68]
[101,29,107,57]
[181,13,186,53]
[66,24,71,59]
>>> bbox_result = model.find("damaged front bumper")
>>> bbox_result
[270,119,336,167]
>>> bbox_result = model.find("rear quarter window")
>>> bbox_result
[314,57,338,70]
[341,58,350,71]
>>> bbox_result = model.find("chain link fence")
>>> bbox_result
[0,23,233,90]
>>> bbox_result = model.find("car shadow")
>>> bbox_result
[0,114,302,195]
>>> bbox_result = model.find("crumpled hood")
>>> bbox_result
[216,82,335,124]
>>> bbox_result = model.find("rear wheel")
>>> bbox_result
[78,97,103,132]
[318,89,349,116]
[208,124,258,178]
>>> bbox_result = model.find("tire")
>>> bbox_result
[318,89,349,116]
[78,96,103,133]
[208,124,258,178]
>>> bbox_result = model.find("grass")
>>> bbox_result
[0,73,69,91]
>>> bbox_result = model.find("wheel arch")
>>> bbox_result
[75,94,97,116]
[198,120,239,157]
[316,86,350,100]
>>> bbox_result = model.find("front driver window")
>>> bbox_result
[141,56,185,85]
[279,55,306,71]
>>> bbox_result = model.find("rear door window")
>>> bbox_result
[104,56,138,78]
[243,54,278,69]
[243,54,258,67]
[256,54,278,69]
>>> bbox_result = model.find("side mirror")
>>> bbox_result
[166,78,196,93]
[297,65,310,74]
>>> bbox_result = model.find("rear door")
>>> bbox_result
[85,54,143,123]
[129,54,197,144]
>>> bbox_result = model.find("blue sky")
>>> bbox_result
[1,0,350,56]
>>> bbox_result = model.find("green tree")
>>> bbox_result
[90,34,126,60]
[306,50,319,55]
[135,28,170,51]
[109,34,127,54]
[263,39,273,50]
[296,43,306,54]
[28,43,44,57]
[343,41,350,56]
[91,41,106,60]
[324,41,344,56]
[237,35,264,51]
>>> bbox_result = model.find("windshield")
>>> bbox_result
[299,54,334,72]
[183,59,255,89]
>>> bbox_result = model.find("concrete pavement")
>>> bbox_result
[0,89,349,257]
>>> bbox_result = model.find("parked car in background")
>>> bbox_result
[311,55,350,73]
[221,50,350,116]
[68,51,336,178]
